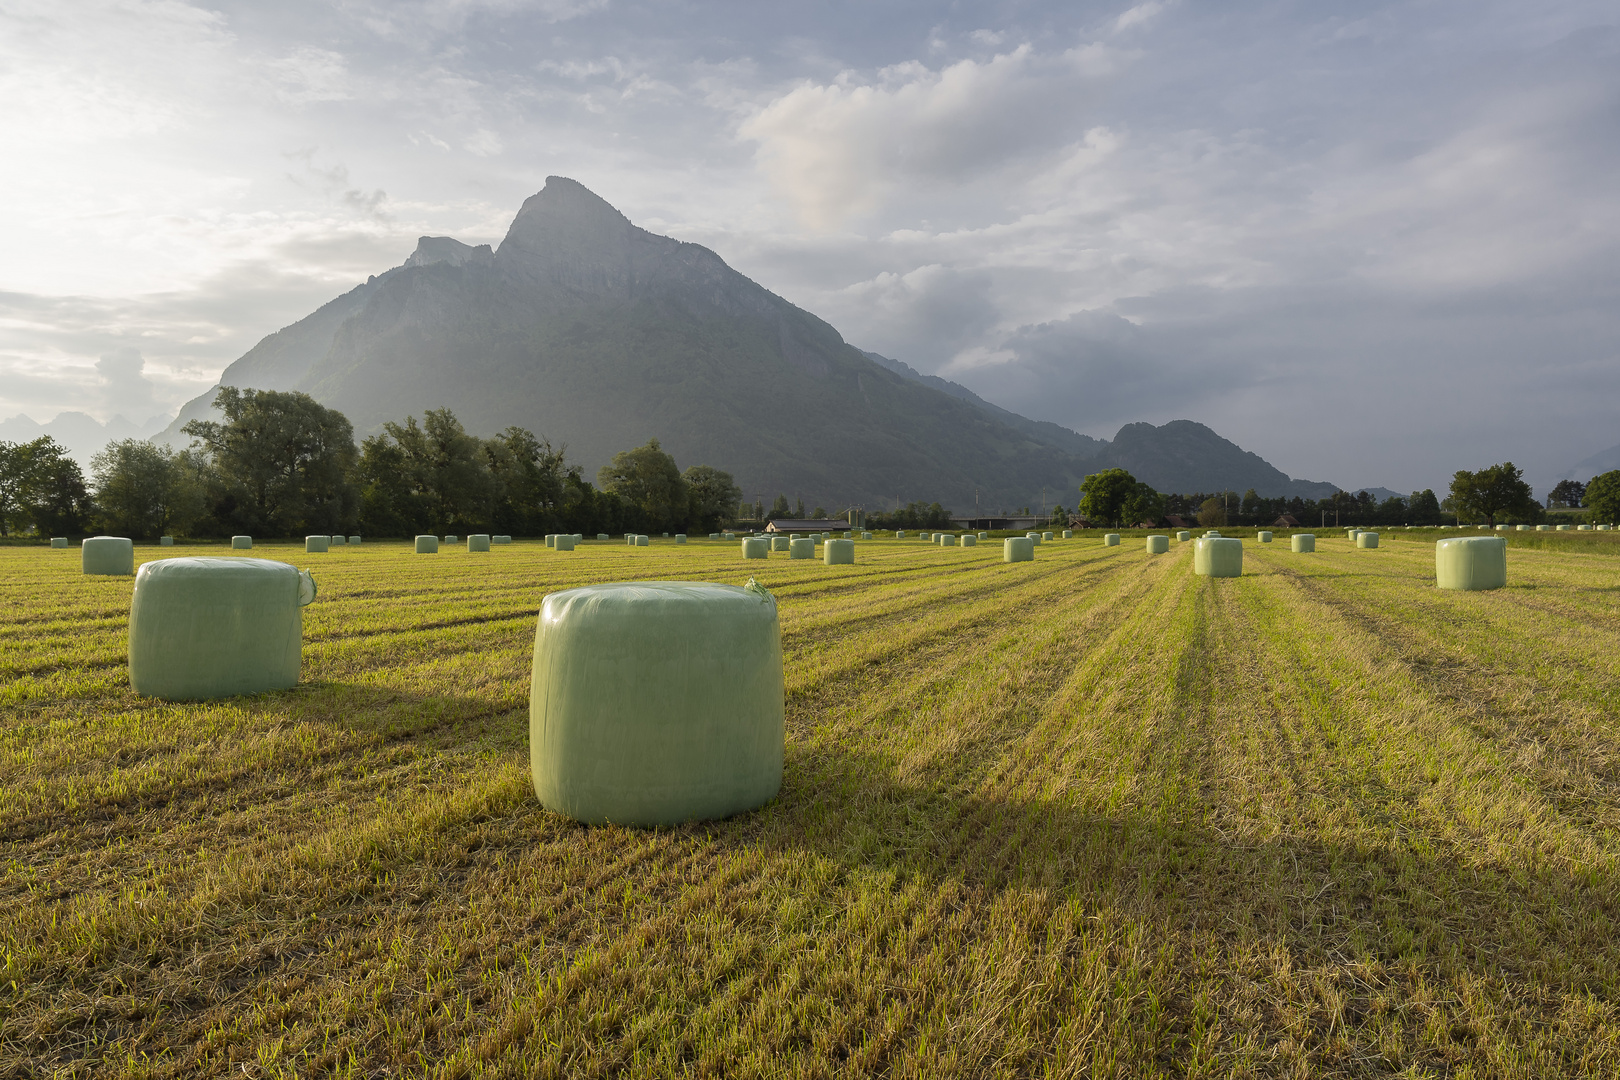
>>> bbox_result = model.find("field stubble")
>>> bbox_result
[4,534,1620,1077]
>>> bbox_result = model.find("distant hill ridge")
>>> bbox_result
[158,176,1344,506]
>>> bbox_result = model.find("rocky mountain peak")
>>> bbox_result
[404,236,494,269]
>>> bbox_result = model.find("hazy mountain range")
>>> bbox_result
[146,176,1386,510]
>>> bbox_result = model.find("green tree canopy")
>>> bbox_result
[683,465,742,533]
[184,387,358,535]
[90,439,204,539]
[1408,488,1442,525]
[1122,482,1166,527]
[0,437,92,537]
[1079,468,1139,528]
[1449,462,1538,526]
[1548,479,1586,508]
[1585,471,1620,526]
[596,438,687,530]
[768,494,791,519]
[1197,497,1227,527]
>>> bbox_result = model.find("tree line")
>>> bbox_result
[0,388,743,540]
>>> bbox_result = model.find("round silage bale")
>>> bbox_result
[445,535,458,544]
[51,537,68,548]
[940,534,956,547]
[1004,537,1034,562]
[350,536,362,544]
[961,534,977,547]
[824,538,855,565]
[160,536,174,546]
[1557,524,1572,531]
[528,580,783,827]
[662,532,669,538]
[1257,531,1273,543]
[1292,534,1316,553]
[978,532,988,540]
[896,530,907,539]
[1516,524,1530,531]
[920,532,931,541]
[1103,533,1120,547]
[1537,524,1550,531]
[305,535,329,553]
[1043,531,1053,541]
[1205,531,1221,539]
[1496,524,1508,531]
[1578,524,1591,531]
[555,534,576,551]
[1356,531,1379,549]
[415,535,439,554]
[742,537,768,559]
[1146,535,1169,554]
[770,535,789,552]
[1436,536,1507,591]
[675,534,687,544]
[789,537,813,559]
[863,531,873,539]
[231,536,252,550]
[597,533,609,541]
[546,534,557,548]
[82,536,134,575]
[1194,537,1242,577]
[469,534,492,552]
[1177,531,1191,542]
[128,556,315,701]
[635,535,650,547]
[1027,532,1042,545]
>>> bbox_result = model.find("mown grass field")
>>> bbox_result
[5,529,1620,1078]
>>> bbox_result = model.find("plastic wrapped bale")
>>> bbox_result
[863,532,873,540]
[160,536,174,547]
[1258,531,1273,543]
[546,534,557,548]
[305,535,329,553]
[1004,537,1034,563]
[1496,524,1508,531]
[1517,525,1530,531]
[940,534,957,547]
[1601,524,1613,531]
[1177,531,1191,542]
[82,536,134,576]
[920,532,931,541]
[1436,536,1507,591]
[1104,533,1120,547]
[1027,532,1042,545]
[1557,524,1572,531]
[771,536,790,552]
[709,533,720,540]
[415,535,439,554]
[51,537,68,548]
[723,532,735,540]
[128,557,316,701]
[1357,531,1379,549]
[961,534,977,547]
[789,537,814,559]
[843,531,852,539]
[529,580,783,826]
[492,535,510,545]
[1194,537,1242,577]
[1043,531,1053,541]
[1146,535,1169,554]
[824,538,855,565]
[1205,531,1222,539]
[349,536,362,544]
[1578,524,1592,531]
[1062,530,1073,539]
[675,534,687,544]
[555,534,576,552]
[469,534,492,552]
[1537,525,1550,531]
[232,536,252,550]
[635,535,650,547]
[597,533,610,541]
[896,531,907,539]
[741,537,768,560]
[1291,534,1316,553]
[662,533,670,538]
[978,532,988,540]
[445,535,458,544]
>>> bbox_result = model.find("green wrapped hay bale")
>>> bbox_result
[555,534,576,551]
[445,535,458,544]
[843,531,852,539]
[920,532,931,541]
[789,537,814,559]
[961,534,977,547]
[160,536,174,547]
[771,535,790,552]
[675,534,687,544]
[1356,531,1379,549]
[1557,524,1572,531]
[896,530,907,539]
[1104,533,1120,547]
[1043,531,1053,541]
[1578,524,1591,531]
[1194,537,1242,577]
[1177,531,1191,541]
[1436,536,1507,591]
[1205,531,1222,539]
[862,531,873,539]
[128,556,316,701]
[824,538,855,565]
[1146,535,1169,554]
[978,532,988,540]
[1599,524,1611,531]
[662,532,670,538]
[469,534,492,552]
[598,533,610,541]
[1004,537,1034,562]
[1062,530,1072,539]
[1257,531,1273,543]
[492,535,510,545]
[306,535,329,553]
[723,532,736,540]
[529,580,784,827]
[546,534,557,548]
[1516,524,1530,531]
[82,536,134,576]
[1536,524,1550,531]
[349,536,361,544]
[415,535,439,554]
[742,537,768,559]
[231,536,252,550]
[1027,532,1041,545]
[51,537,68,548]
[635,535,650,547]
[1495,524,1508,531]
[940,534,956,547]
[1292,534,1316,553]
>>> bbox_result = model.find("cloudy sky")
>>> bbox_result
[2,0,1618,493]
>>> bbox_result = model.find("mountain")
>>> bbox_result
[2,410,172,468]
[160,176,1347,508]
[1562,441,1620,481]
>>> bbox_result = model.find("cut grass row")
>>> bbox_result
[4,536,1620,1076]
